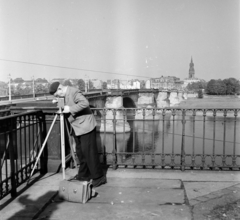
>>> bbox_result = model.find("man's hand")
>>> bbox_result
[63,105,70,113]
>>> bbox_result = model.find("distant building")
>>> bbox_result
[107,79,119,89]
[188,57,195,79]
[21,80,32,89]
[106,79,140,89]
[106,80,112,89]
[129,79,140,89]
[119,80,128,89]
[91,79,102,89]
[119,79,140,89]
[183,57,202,87]
[0,81,8,96]
[145,76,182,90]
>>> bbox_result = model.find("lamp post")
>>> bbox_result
[8,74,11,102]
[32,76,35,99]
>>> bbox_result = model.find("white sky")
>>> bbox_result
[0,0,239,82]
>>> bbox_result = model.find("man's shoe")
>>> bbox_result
[92,175,107,188]
[72,175,91,182]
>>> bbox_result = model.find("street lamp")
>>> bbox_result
[8,74,11,102]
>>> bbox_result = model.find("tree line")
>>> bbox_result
[186,78,240,95]
[6,78,145,96]
[4,77,239,96]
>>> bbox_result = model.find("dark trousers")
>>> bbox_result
[73,128,103,180]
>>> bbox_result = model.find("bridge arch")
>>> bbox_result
[123,97,136,108]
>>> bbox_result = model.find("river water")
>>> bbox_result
[96,97,240,168]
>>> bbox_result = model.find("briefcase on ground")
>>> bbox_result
[58,179,93,203]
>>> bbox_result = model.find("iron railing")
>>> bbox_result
[93,108,240,170]
[0,110,45,199]
[0,109,11,117]
[1,107,239,199]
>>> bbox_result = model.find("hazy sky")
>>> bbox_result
[0,0,239,82]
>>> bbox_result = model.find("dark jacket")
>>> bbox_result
[65,86,96,136]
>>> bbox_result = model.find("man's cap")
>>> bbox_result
[49,81,60,95]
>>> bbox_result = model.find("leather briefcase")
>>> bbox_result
[58,179,93,203]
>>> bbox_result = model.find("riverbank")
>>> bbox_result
[178,96,240,108]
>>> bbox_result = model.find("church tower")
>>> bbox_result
[188,57,195,79]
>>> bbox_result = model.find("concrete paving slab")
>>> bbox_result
[42,176,187,220]
[189,199,200,206]
[32,173,64,186]
[228,184,240,190]
[1,190,57,220]
[192,190,240,220]
[204,193,218,199]
[1,202,43,219]
[1,217,33,220]
[1,172,60,220]
[37,202,192,220]
[14,185,57,204]
[183,181,239,200]
[56,186,185,205]
[194,197,209,202]
[105,169,240,182]
[234,183,240,188]
[2,168,240,220]
[99,177,181,188]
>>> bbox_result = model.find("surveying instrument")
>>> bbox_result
[29,98,77,181]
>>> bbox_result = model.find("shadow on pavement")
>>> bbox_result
[6,191,60,220]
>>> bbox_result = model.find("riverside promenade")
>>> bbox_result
[1,168,240,220]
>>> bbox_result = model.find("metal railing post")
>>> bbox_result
[212,109,216,168]
[112,109,117,169]
[161,109,166,168]
[142,108,145,166]
[233,109,238,167]
[222,109,227,168]
[202,109,206,169]
[123,109,126,162]
[151,108,156,166]
[132,109,136,165]
[171,109,176,168]
[181,109,186,171]
[9,117,17,197]
[103,109,107,164]
[191,109,196,168]
[39,112,48,174]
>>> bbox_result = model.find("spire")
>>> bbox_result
[189,57,195,79]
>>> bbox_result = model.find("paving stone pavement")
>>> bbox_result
[188,183,240,219]
[1,169,239,220]
[36,177,191,220]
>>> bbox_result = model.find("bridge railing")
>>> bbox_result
[0,110,46,199]
[93,107,240,170]
[0,93,51,101]
[0,109,11,117]
[0,91,109,102]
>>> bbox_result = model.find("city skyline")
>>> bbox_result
[0,0,239,83]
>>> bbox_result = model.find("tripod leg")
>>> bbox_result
[60,113,65,179]
[65,118,77,168]
[28,114,58,181]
